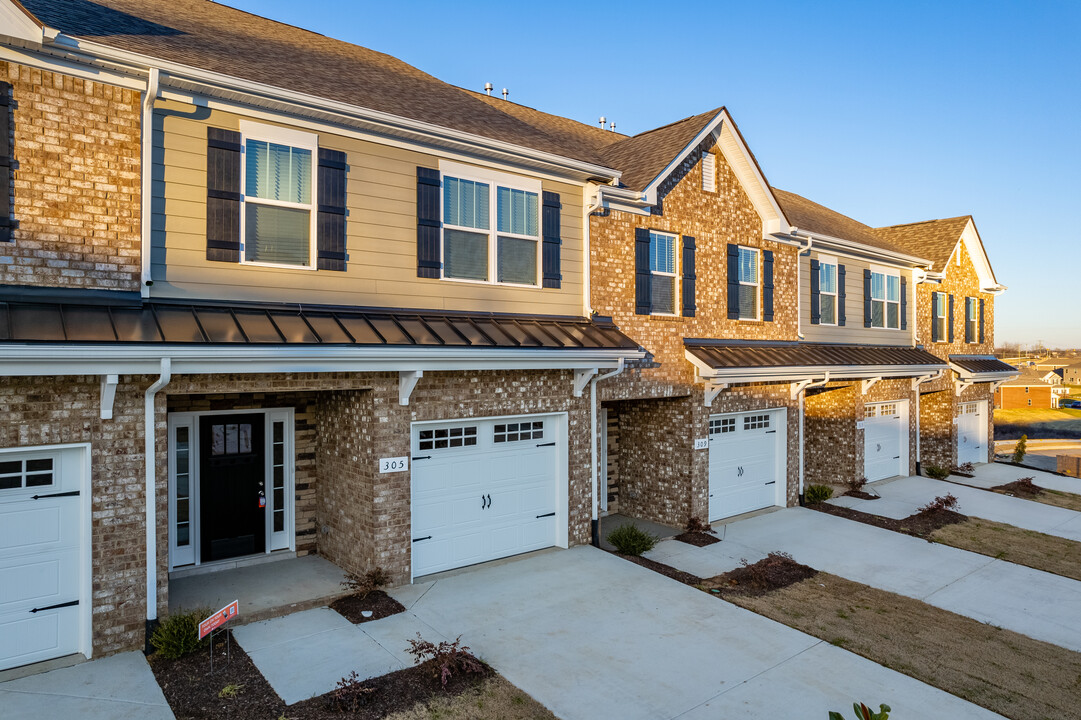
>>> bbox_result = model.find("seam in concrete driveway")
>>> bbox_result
[0,688,168,707]
[917,555,998,601]
[403,581,437,609]
[672,640,826,719]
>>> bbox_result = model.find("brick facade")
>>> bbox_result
[995,385,1054,410]
[1,62,141,291]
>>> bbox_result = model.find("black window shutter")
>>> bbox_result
[837,264,847,326]
[979,298,986,343]
[948,294,955,343]
[809,258,821,325]
[206,127,241,262]
[416,167,441,278]
[932,293,941,342]
[863,269,872,328]
[901,277,908,330]
[316,149,347,271]
[635,227,651,315]
[727,244,740,320]
[542,191,562,289]
[0,82,11,242]
[762,249,774,322]
[681,235,696,317]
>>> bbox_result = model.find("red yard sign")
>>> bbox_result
[198,600,239,640]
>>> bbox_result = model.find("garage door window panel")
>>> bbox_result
[418,426,479,451]
[0,457,54,491]
[744,414,770,430]
[494,421,543,443]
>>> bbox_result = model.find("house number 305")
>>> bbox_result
[379,457,409,473]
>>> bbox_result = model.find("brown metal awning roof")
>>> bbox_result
[949,355,1017,375]
[685,340,948,382]
[0,298,639,351]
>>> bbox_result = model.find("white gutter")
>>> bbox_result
[139,67,159,298]
[143,357,171,641]
[779,229,932,268]
[794,230,813,340]
[590,358,626,546]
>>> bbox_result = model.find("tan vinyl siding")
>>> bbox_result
[150,101,584,314]
[800,252,914,346]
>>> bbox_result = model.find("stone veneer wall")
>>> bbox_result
[919,390,955,471]
[804,383,861,489]
[1,62,142,290]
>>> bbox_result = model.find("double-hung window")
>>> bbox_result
[819,257,838,325]
[738,246,760,320]
[649,231,677,314]
[965,297,978,343]
[870,268,900,329]
[240,122,317,268]
[933,292,948,341]
[442,164,540,286]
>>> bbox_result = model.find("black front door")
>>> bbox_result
[199,414,266,562]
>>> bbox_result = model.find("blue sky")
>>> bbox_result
[229,0,1080,348]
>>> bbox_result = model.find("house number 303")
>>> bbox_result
[379,457,409,473]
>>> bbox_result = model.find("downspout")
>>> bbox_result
[140,68,160,298]
[591,358,625,547]
[798,372,830,504]
[583,184,602,317]
[144,357,171,652]
[795,231,812,340]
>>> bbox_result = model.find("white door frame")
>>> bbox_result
[707,407,788,522]
[408,411,569,582]
[167,408,295,571]
[0,442,93,665]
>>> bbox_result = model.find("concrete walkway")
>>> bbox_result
[0,652,173,720]
[395,546,1000,719]
[653,507,1081,653]
[953,461,1081,495]
[827,474,1081,542]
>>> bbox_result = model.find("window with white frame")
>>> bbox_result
[442,166,540,286]
[738,246,760,320]
[819,257,838,325]
[241,123,317,267]
[870,269,900,329]
[933,292,948,341]
[701,152,717,192]
[965,296,978,343]
[649,231,678,314]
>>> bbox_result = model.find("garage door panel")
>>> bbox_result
[709,410,784,522]
[0,551,79,611]
[0,608,79,670]
[412,458,486,496]
[0,504,70,555]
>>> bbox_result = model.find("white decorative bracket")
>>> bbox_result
[911,369,945,391]
[861,377,882,395]
[399,370,423,406]
[704,382,728,407]
[100,374,118,420]
[954,378,974,397]
[790,379,814,401]
[573,368,597,398]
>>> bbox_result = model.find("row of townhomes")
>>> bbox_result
[0,0,1017,671]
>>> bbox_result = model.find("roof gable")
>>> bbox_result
[876,216,1002,290]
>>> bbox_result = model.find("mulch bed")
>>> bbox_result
[811,501,966,539]
[150,630,492,720]
[614,553,702,585]
[674,531,721,547]
[704,553,817,598]
[330,590,406,624]
[842,490,879,500]
[992,479,1044,498]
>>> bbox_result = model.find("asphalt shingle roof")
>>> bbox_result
[771,189,901,254]
[875,216,972,271]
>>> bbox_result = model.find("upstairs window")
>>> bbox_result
[241,126,317,268]
[870,270,900,329]
[965,296,978,343]
[649,231,677,314]
[442,169,540,286]
[933,292,948,341]
[738,246,760,320]
[819,259,838,325]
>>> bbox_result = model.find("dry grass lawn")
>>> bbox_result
[930,517,1081,582]
[1017,488,1081,512]
[710,572,1081,720]
[382,676,555,720]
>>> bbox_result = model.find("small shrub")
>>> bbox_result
[684,516,713,534]
[742,551,795,590]
[342,567,390,600]
[924,464,951,480]
[218,684,244,699]
[829,703,891,720]
[805,484,833,505]
[844,476,868,493]
[1012,435,1028,463]
[149,608,211,660]
[406,634,486,689]
[331,670,374,712]
[919,493,959,513]
[954,462,975,474]
[606,523,658,556]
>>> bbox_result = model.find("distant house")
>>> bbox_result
[1041,369,1064,385]
[994,371,1058,409]
[1064,363,1081,386]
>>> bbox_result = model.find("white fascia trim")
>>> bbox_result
[687,355,948,384]
[0,0,44,45]
[782,231,931,268]
[0,43,146,90]
[43,34,621,184]
[0,344,644,377]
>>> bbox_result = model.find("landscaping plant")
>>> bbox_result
[845,476,868,493]
[805,484,834,505]
[1013,434,1028,463]
[954,462,975,474]
[923,464,951,480]
[342,566,390,600]
[406,634,486,689]
[829,702,890,720]
[684,516,714,534]
[149,608,211,660]
[217,684,244,699]
[918,493,959,513]
[331,670,375,712]
[606,523,659,555]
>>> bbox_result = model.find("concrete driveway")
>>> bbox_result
[956,461,1081,495]
[655,507,1081,653]
[829,474,1081,541]
[394,546,1000,719]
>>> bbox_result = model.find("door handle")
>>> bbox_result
[412,455,432,461]
[29,599,79,613]
[536,512,555,518]
[412,536,432,543]
[486,493,491,508]
[31,490,79,500]
[481,495,486,509]
[536,442,556,447]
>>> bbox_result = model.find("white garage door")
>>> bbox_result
[708,409,785,522]
[411,415,563,578]
[0,447,88,671]
[957,401,986,465]
[864,401,908,482]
